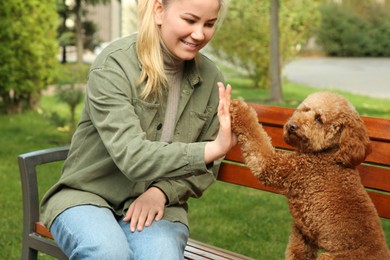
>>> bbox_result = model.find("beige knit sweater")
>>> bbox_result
[160,52,184,142]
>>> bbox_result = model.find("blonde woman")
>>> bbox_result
[41,0,234,258]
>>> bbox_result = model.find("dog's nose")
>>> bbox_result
[287,123,298,134]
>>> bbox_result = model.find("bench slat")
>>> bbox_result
[223,145,242,162]
[251,104,293,124]
[185,239,253,260]
[218,163,280,194]
[363,116,390,142]
[262,126,291,150]
[359,165,390,192]
[365,140,390,166]
[35,222,54,240]
[368,192,390,219]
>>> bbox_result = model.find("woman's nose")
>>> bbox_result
[191,26,205,41]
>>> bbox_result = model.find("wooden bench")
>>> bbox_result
[18,104,390,259]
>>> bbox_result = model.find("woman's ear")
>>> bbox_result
[154,0,164,25]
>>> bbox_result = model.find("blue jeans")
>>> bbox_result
[50,205,189,260]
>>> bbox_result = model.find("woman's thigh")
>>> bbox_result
[50,205,132,260]
[119,219,189,260]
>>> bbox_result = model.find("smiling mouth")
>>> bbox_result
[181,40,199,48]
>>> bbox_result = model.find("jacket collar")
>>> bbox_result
[185,58,202,88]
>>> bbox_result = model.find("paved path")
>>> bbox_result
[282,57,390,99]
[68,52,390,99]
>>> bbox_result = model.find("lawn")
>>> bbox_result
[1,70,389,259]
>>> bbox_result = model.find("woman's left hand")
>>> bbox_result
[123,187,166,232]
[204,82,237,164]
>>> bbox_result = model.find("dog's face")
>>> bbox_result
[283,92,371,167]
[283,92,346,152]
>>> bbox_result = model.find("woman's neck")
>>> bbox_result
[162,47,184,75]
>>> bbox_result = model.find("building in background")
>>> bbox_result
[121,0,138,37]
[87,0,137,44]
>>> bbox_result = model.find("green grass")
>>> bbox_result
[1,74,389,259]
[0,111,68,259]
[188,184,292,259]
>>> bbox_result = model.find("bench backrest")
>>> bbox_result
[218,104,390,219]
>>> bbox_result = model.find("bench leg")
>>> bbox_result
[21,246,38,260]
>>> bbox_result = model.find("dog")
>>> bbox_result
[230,92,390,259]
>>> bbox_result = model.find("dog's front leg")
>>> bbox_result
[230,99,289,189]
[285,225,318,260]
[230,100,275,172]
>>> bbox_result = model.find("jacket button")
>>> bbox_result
[157,123,162,130]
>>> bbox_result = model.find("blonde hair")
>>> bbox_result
[136,0,228,101]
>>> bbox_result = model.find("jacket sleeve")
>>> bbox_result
[150,159,222,206]
[150,106,223,206]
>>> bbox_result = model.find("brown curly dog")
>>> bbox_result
[230,92,389,260]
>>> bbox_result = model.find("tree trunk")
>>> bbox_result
[75,0,84,64]
[61,45,67,64]
[2,94,23,114]
[61,9,67,64]
[269,0,283,102]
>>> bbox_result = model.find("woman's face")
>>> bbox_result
[154,0,220,61]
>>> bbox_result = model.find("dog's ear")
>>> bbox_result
[336,116,371,168]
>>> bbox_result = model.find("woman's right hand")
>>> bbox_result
[123,187,166,232]
[204,82,237,164]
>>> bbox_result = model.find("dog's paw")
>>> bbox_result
[230,99,258,134]
[230,99,246,128]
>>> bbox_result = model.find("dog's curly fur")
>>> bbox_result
[230,92,390,260]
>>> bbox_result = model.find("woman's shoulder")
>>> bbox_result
[197,52,218,68]
[106,33,137,51]
[92,33,138,67]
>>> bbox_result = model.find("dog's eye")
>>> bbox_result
[315,114,323,124]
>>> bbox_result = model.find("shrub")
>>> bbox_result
[53,63,88,138]
[0,0,59,113]
[317,2,390,57]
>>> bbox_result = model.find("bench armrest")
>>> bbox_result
[18,147,69,237]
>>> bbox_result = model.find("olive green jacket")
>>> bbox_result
[40,33,224,229]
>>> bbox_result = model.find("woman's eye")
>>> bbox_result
[205,22,215,28]
[185,19,195,24]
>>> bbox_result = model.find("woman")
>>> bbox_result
[41,0,234,259]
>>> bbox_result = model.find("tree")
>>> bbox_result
[211,1,270,89]
[269,0,282,102]
[57,0,74,63]
[57,0,102,64]
[73,0,110,63]
[0,0,58,113]
[210,0,322,100]
[55,63,87,138]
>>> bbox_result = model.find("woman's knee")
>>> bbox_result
[126,220,189,260]
[68,236,133,260]
[51,205,133,259]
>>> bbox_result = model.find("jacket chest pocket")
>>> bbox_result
[175,106,213,142]
[133,98,160,139]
